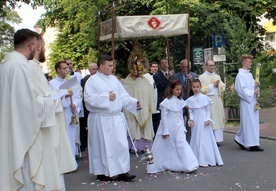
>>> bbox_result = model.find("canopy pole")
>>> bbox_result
[165,37,173,71]
[97,11,101,56]
[187,3,191,97]
[111,2,115,60]
[187,3,191,66]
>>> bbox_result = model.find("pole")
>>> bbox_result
[111,2,115,60]
[187,3,191,67]
[97,11,101,56]
[165,37,173,71]
[187,3,191,97]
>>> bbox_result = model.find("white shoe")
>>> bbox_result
[200,164,208,167]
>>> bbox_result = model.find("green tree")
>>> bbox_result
[1,0,43,10]
[39,0,101,71]
[40,0,159,77]
[222,13,260,62]
[0,6,21,60]
[31,0,275,78]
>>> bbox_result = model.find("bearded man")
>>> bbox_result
[0,29,57,190]
[29,34,77,190]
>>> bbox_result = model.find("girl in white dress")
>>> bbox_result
[147,80,199,173]
[186,79,224,167]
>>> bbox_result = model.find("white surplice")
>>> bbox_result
[186,93,224,166]
[49,76,82,167]
[0,51,54,190]
[199,71,226,142]
[147,96,199,173]
[234,68,260,147]
[29,60,76,190]
[84,72,138,177]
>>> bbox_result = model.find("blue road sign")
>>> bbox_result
[212,34,225,47]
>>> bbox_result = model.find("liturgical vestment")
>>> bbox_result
[123,75,155,144]
[234,68,260,147]
[0,51,55,190]
[29,59,77,190]
[199,71,225,142]
[49,76,82,167]
[84,72,138,177]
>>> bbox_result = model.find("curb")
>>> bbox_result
[224,130,276,141]
[260,136,276,141]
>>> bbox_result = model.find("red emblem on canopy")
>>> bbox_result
[148,17,160,29]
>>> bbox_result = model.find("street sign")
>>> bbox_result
[212,34,225,47]
[204,48,213,63]
[192,47,204,65]
[213,54,226,62]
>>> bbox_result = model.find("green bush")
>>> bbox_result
[224,53,276,108]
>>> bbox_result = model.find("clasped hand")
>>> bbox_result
[213,80,219,87]
[189,120,210,127]
[109,91,116,101]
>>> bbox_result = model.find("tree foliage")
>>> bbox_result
[1,0,274,81]
[1,0,43,10]
[0,5,21,60]
[0,0,45,60]
[40,0,161,77]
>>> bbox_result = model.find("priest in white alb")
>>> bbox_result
[0,29,56,191]
[199,60,225,144]
[29,34,77,190]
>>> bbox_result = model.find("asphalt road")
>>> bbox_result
[65,133,276,191]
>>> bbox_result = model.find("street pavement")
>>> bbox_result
[225,107,276,140]
[65,107,276,191]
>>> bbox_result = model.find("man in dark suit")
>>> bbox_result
[172,59,198,143]
[153,58,174,134]
[149,61,158,75]
[79,63,98,151]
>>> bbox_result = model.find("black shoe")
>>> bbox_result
[141,150,146,154]
[234,140,246,150]
[249,146,264,152]
[97,175,115,181]
[117,173,136,181]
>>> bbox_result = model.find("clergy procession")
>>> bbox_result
[0,29,265,191]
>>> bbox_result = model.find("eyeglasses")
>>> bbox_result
[207,65,215,67]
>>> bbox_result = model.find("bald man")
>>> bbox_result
[89,63,98,75]
[199,60,225,145]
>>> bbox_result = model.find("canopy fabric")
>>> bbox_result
[99,14,189,41]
